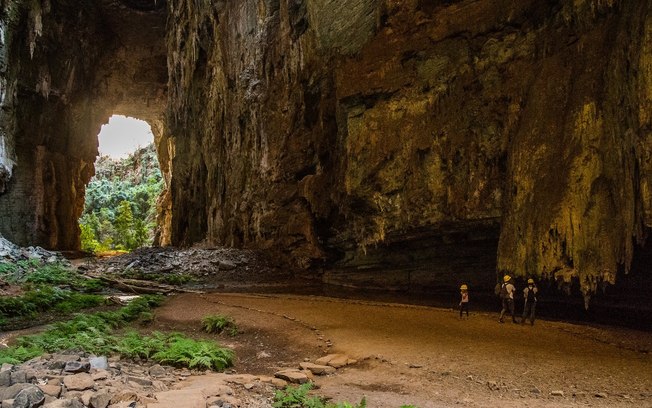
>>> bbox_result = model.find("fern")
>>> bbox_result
[202,314,238,336]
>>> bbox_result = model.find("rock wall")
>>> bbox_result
[0,0,168,248]
[166,0,652,297]
[0,0,650,301]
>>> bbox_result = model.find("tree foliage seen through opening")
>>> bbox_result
[79,144,163,252]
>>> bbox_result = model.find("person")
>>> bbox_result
[459,284,469,319]
[498,275,518,323]
[522,278,538,325]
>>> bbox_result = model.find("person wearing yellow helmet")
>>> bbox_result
[459,284,469,319]
[498,275,518,323]
[522,278,538,325]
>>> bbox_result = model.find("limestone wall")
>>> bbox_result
[166,0,652,298]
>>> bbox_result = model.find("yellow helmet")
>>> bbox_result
[503,275,511,282]
[460,284,468,290]
[527,278,534,284]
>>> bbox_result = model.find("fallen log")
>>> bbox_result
[96,276,204,294]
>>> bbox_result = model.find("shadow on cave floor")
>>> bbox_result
[83,243,652,333]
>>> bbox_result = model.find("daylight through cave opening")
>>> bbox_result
[79,115,163,254]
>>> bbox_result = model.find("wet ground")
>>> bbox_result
[154,292,652,408]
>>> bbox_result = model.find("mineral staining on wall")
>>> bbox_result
[0,0,650,300]
[165,0,652,297]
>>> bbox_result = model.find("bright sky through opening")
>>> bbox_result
[97,115,153,159]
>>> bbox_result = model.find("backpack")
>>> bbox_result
[499,283,509,299]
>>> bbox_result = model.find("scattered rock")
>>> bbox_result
[1,384,33,401]
[218,260,236,270]
[89,391,112,408]
[551,390,565,397]
[594,392,608,398]
[299,363,335,376]
[89,357,108,371]
[38,384,62,398]
[0,370,12,387]
[274,369,310,384]
[148,365,167,378]
[64,362,90,374]
[314,354,353,369]
[13,385,45,408]
[63,373,94,391]
[530,387,541,394]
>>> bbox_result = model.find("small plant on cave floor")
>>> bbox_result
[273,383,369,408]
[202,314,238,336]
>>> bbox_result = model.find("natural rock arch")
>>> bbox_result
[0,0,168,249]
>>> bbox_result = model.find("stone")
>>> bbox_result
[270,378,288,388]
[127,376,152,386]
[10,371,28,384]
[63,373,94,391]
[1,384,33,401]
[89,391,112,408]
[595,392,608,398]
[315,354,350,368]
[43,399,84,408]
[80,390,94,406]
[89,357,108,371]
[551,390,565,397]
[274,369,310,384]
[299,363,335,376]
[37,384,61,398]
[530,387,541,394]
[148,365,167,378]
[149,389,207,408]
[2,399,15,408]
[12,385,45,408]
[91,370,109,381]
[64,362,90,374]
[1,364,13,373]
[0,370,12,387]
[218,260,236,270]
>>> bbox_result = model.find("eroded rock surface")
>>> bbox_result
[0,1,651,301]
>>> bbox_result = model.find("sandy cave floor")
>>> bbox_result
[152,292,652,408]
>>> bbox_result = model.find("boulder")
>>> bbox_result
[63,362,90,374]
[63,373,94,391]
[299,362,336,375]
[37,384,61,398]
[274,369,310,384]
[12,385,45,408]
[89,391,112,408]
[1,384,33,400]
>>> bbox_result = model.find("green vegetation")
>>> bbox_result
[202,314,238,336]
[0,295,235,371]
[0,260,105,327]
[79,144,163,253]
[273,383,368,408]
[0,295,163,364]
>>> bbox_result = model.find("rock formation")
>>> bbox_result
[1,0,651,302]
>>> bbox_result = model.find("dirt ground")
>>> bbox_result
[153,292,652,408]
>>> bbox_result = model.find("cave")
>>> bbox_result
[0,0,651,311]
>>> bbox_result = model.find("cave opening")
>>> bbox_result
[78,115,164,255]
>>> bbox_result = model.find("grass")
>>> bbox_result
[0,295,235,371]
[202,314,238,336]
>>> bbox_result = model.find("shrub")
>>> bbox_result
[202,314,238,336]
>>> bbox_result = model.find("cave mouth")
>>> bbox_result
[78,115,164,255]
